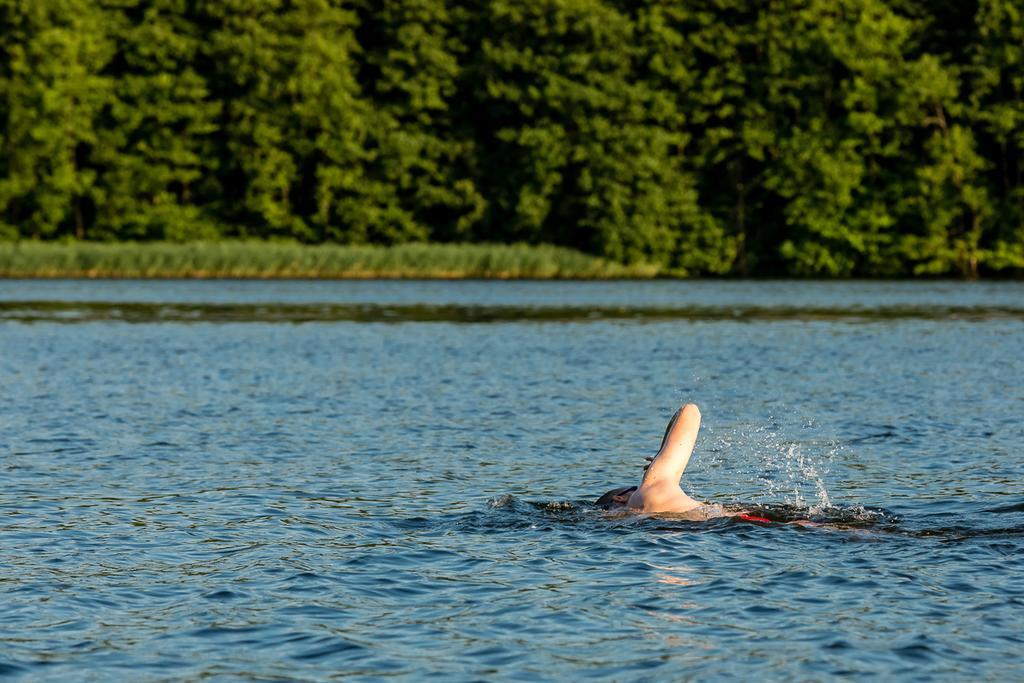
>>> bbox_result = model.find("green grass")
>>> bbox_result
[0,240,662,279]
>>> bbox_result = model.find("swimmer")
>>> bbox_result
[595,403,738,520]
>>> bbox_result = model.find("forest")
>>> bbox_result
[1,0,1022,276]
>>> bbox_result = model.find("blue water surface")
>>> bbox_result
[1,280,1022,681]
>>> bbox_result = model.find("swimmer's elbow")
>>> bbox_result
[682,403,701,419]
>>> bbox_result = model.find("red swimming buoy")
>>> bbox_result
[737,513,773,523]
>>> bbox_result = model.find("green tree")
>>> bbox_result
[0,0,112,240]
[91,0,220,241]
[892,54,991,277]
[634,0,779,274]
[760,0,922,276]
[468,0,734,271]
[356,0,484,242]
[969,0,1024,272]
[202,0,396,243]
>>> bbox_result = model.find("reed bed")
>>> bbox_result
[0,241,661,279]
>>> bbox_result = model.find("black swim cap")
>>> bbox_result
[594,485,638,509]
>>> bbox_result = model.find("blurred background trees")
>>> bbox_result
[0,0,1021,276]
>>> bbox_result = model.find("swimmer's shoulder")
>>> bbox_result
[626,484,696,514]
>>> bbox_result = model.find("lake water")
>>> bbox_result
[2,280,1023,680]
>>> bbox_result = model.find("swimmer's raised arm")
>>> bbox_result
[642,403,701,485]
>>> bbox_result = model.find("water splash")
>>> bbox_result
[705,418,839,510]
[789,442,834,512]
[739,502,897,528]
[760,438,837,511]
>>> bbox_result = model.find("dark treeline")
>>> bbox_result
[1,0,1022,276]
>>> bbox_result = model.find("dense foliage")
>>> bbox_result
[1,0,1022,276]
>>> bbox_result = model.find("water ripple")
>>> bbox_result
[1,282,1022,680]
